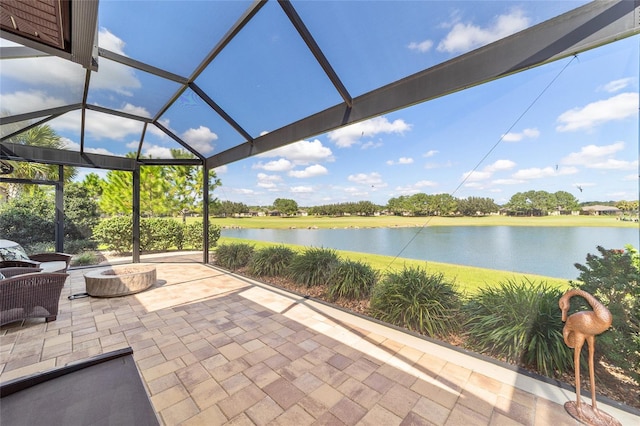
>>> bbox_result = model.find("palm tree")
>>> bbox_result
[1,125,77,198]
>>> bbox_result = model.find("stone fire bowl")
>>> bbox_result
[84,265,157,297]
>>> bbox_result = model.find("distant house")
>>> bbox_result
[581,205,621,215]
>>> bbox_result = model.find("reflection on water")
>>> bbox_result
[222,226,637,279]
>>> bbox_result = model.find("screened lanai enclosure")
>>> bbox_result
[1,0,639,262]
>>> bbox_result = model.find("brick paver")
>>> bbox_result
[0,257,636,425]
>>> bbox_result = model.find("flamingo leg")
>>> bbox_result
[574,341,583,414]
[587,336,600,415]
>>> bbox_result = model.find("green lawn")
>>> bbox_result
[209,214,635,229]
[218,236,571,295]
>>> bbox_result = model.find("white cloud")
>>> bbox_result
[586,158,638,170]
[288,164,328,178]
[253,159,293,172]
[119,103,151,118]
[0,90,69,116]
[213,165,228,174]
[90,28,142,96]
[149,120,170,139]
[512,166,578,179]
[408,39,434,52]
[258,139,333,164]
[290,186,313,193]
[394,180,435,195]
[484,159,516,173]
[181,126,217,154]
[463,182,484,189]
[361,141,383,149]
[561,142,637,170]
[437,9,530,54]
[461,159,515,182]
[327,117,411,148]
[502,128,540,142]
[233,188,256,195]
[602,78,634,93]
[423,150,439,158]
[143,145,173,158]
[98,27,127,54]
[386,157,414,165]
[461,170,492,182]
[257,173,282,189]
[0,56,85,90]
[394,185,422,195]
[348,172,384,186]
[414,180,437,188]
[61,137,116,156]
[556,93,638,132]
[80,109,144,140]
[492,178,525,185]
[1,28,142,115]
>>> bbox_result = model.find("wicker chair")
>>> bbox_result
[0,267,43,278]
[0,272,68,326]
[0,253,72,273]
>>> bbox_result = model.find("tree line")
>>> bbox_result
[1,126,638,222]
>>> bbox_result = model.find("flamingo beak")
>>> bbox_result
[561,309,567,322]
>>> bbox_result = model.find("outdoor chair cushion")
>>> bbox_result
[0,240,71,273]
[0,240,30,262]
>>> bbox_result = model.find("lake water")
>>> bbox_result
[221,226,638,279]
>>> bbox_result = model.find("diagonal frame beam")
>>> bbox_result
[278,0,352,107]
[206,0,640,169]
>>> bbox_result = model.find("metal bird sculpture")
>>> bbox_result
[559,289,620,426]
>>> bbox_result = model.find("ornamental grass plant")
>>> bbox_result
[463,278,572,377]
[248,245,296,277]
[327,259,379,301]
[214,243,255,271]
[288,247,340,288]
[369,265,462,338]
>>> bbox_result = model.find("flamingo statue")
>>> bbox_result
[559,289,620,426]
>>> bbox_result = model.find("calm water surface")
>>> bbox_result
[222,226,638,279]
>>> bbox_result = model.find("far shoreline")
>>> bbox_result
[210,214,637,230]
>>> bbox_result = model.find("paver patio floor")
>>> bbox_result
[1,257,638,425]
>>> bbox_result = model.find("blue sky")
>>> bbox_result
[1,1,637,207]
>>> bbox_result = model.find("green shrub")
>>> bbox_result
[214,243,254,271]
[0,195,54,246]
[22,241,54,255]
[327,259,378,300]
[288,247,340,287]
[183,221,221,250]
[249,245,296,277]
[571,245,640,381]
[92,216,132,254]
[63,239,98,254]
[464,278,571,377]
[370,265,461,338]
[140,218,183,252]
[22,239,96,255]
[71,251,99,266]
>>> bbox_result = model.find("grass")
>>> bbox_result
[208,214,636,229]
[218,236,570,294]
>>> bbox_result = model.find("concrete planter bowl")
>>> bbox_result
[84,265,157,297]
